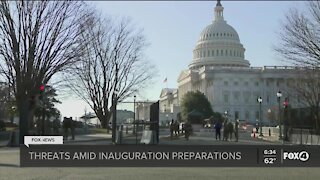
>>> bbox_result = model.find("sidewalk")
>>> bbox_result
[257,135,287,144]
[0,140,9,147]
[0,131,11,147]
[63,133,111,144]
[64,132,138,144]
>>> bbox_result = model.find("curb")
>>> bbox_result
[63,133,137,144]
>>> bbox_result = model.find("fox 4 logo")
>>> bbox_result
[283,151,310,162]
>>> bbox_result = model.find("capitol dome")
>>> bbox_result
[189,0,250,69]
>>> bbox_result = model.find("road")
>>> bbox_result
[65,129,276,145]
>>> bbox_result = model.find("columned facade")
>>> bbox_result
[176,1,303,123]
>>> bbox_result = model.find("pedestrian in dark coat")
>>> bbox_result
[214,121,222,140]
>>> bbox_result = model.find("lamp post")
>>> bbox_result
[134,95,137,144]
[283,97,289,141]
[277,91,282,140]
[111,89,118,144]
[268,108,271,137]
[224,110,228,121]
[257,97,263,136]
[133,95,136,134]
[10,106,16,124]
[84,107,87,133]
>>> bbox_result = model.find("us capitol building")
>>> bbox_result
[158,0,303,124]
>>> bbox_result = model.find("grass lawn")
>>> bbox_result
[90,128,110,134]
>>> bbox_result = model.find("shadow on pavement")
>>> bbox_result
[0,163,19,168]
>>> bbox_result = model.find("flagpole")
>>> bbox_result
[163,77,168,88]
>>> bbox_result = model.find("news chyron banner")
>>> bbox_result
[20,145,320,167]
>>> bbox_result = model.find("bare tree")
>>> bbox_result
[287,69,320,130]
[66,14,155,129]
[275,1,320,131]
[275,1,320,67]
[0,1,90,143]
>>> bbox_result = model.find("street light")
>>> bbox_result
[133,95,137,144]
[283,97,289,141]
[224,110,228,121]
[268,108,271,137]
[257,97,263,136]
[111,89,119,144]
[277,91,282,140]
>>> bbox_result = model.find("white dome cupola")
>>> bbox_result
[189,0,250,69]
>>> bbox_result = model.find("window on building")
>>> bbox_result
[212,50,214,56]
[224,94,229,103]
[267,95,270,103]
[255,111,259,120]
[244,81,249,86]
[224,81,228,86]
[217,50,219,56]
[245,111,249,120]
[276,81,280,87]
[208,50,210,57]
[255,82,259,86]
[234,93,239,102]
[234,81,238,86]
[245,96,249,103]
[221,50,223,56]
[225,50,228,56]
[235,111,239,119]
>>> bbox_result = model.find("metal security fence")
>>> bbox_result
[289,128,320,145]
[116,101,159,145]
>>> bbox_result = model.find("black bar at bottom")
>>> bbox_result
[20,145,320,167]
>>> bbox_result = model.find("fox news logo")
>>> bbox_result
[283,151,309,162]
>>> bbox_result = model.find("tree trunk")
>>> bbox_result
[18,99,30,144]
[97,113,111,129]
[101,118,108,129]
[28,109,35,131]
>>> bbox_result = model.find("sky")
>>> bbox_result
[56,0,307,119]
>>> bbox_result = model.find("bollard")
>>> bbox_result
[269,128,271,137]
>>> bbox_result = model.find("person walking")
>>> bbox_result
[170,119,174,140]
[223,120,228,141]
[234,119,239,142]
[184,121,192,140]
[214,121,222,140]
[227,122,234,141]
